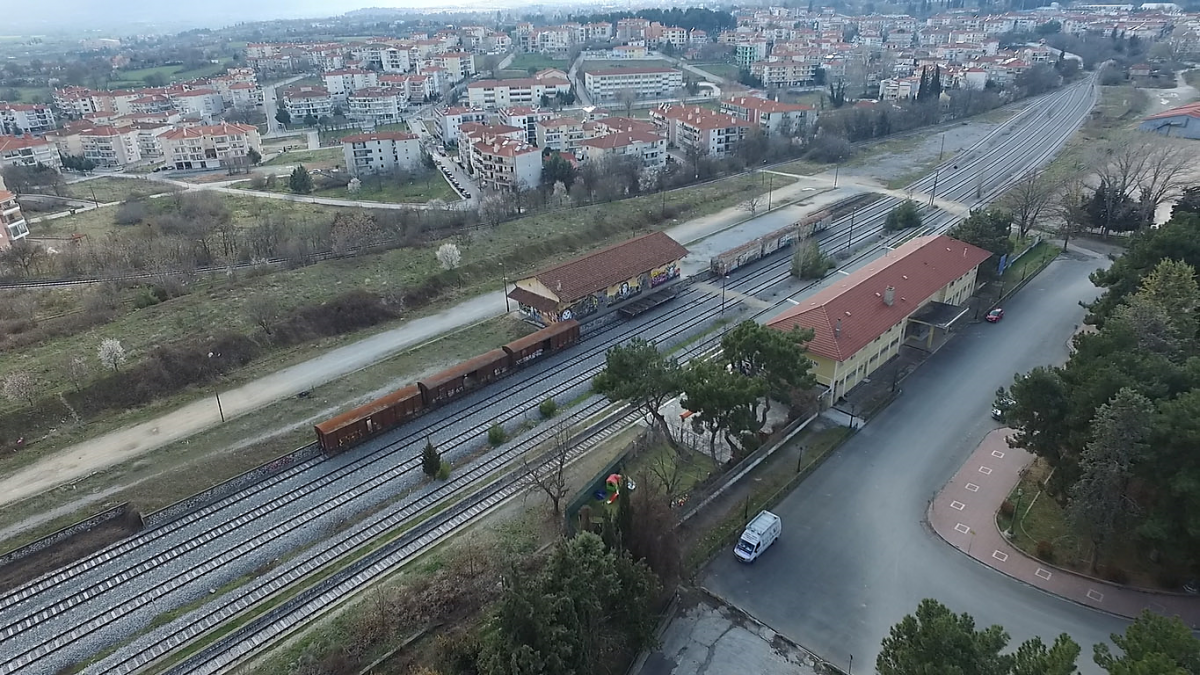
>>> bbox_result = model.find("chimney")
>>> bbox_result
[884,286,895,306]
[556,279,562,292]
[834,318,842,338]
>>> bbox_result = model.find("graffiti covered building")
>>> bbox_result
[508,231,688,324]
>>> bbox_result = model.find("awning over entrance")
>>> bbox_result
[907,301,971,331]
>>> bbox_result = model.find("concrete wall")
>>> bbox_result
[0,502,130,567]
[141,444,323,529]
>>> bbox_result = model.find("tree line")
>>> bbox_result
[879,599,1200,675]
[1002,203,1200,578]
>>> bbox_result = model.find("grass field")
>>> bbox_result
[319,122,408,146]
[108,60,235,88]
[60,177,176,203]
[508,53,568,72]
[262,147,343,166]
[1,86,52,103]
[691,62,739,80]
[1002,241,1059,285]
[235,173,457,204]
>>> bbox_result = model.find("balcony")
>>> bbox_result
[6,219,29,240]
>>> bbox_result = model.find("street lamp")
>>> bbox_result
[1007,487,1024,538]
[767,173,774,210]
[833,163,840,188]
[207,351,225,423]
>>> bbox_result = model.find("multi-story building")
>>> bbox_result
[498,106,556,145]
[0,182,29,250]
[0,135,62,170]
[583,67,684,102]
[470,136,541,191]
[750,59,820,88]
[536,117,586,151]
[169,88,225,120]
[128,121,173,160]
[612,44,649,59]
[735,41,770,69]
[342,131,422,176]
[159,122,262,171]
[460,122,525,175]
[579,130,666,167]
[52,86,97,119]
[228,82,264,108]
[721,96,817,136]
[433,106,490,143]
[878,76,921,100]
[323,69,379,101]
[346,88,407,124]
[78,125,141,168]
[466,78,571,109]
[283,86,335,121]
[435,52,476,83]
[650,105,751,157]
[0,103,57,135]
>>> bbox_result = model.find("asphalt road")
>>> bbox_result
[703,250,1129,674]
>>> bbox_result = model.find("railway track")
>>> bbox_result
[0,76,1096,675]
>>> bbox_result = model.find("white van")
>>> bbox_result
[734,510,782,563]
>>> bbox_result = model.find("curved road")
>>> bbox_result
[702,251,1129,674]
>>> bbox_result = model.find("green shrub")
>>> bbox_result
[1104,566,1130,584]
[421,439,440,477]
[999,500,1015,518]
[539,398,558,418]
[436,460,451,481]
[488,423,507,446]
[1035,540,1055,562]
[884,200,922,231]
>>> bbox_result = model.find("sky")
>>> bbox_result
[11,0,589,33]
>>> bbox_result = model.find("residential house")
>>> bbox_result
[579,130,666,167]
[468,135,541,191]
[0,135,62,170]
[0,183,29,250]
[346,87,407,124]
[342,131,422,176]
[650,105,752,157]
[160,122,262,170]
[536,117,586,150]
[721,96,816,136]
[433,106,490,143]
[324,69,379,101]
[0,103,57,135]
[283,86,335,121]
[498,106,556,145]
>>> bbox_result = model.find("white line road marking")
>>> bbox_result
[979,466,993,475]
[965,483,980,492]
[955,523,970,534]
[993,550,1009,562]
[1036,568,1052,580]
[1087,589,1104,602]
[951,500,966,511]
[991,450,1005,458]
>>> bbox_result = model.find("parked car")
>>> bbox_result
[986,308,1004,323]
[992,394,1015,421]
[734,511,781,563]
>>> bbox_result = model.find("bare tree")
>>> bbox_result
[1001,169,1058,239]
[740,193,762,215]
[524,421,573,526]
[244,295,283,336]
[646,448,684,499]
[615,88,638,117]
[436,242,462,270]
[478,191,510,227]
[97,338,126,373]
[64,356,91,392]
[1,370,37,407]
[1134,138,1192,226]
[0,241,43,278]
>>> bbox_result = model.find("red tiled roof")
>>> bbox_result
[1144,101,1200,121]
[723,96,814,113]
[521,231,687,305]
[766,234,991,362]
[341,131,418,143]
[579,130,662,149]
[508,286,559,314]
[587,66,680,76]
[0,135,52,151]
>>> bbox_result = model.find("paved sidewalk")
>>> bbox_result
[929,429,1200,627]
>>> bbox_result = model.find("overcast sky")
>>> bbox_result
[10,0,553,33]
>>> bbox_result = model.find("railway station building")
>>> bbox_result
[767,234,990,401]
[508,231,688,324]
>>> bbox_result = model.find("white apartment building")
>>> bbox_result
[160,122,262,171]
[536,117,586,151]
[346,88,407,124]
[324,69,380,101]
[170,89,225,120]
[498,107,556,145]
[342,131,422,176]
[433,106,490,143]
[79,126,141,168]
[651,105,751,157]
[52,87,96,119]
[721,96,817,135]
[878,77,921,100]
[129,121,173,160]
[0,103,57,135]
[0,135,61,170]
[0,184,29,249]
[470,136,541,191]
[435,52,476,83]
[751,59,820,88]
[579,130,666,167]
[228,82,264,108]
[735,41,770,69]
[583,67,684,102]
[612,44,649,59]
[467,78,571,110]
[283,86,335,121]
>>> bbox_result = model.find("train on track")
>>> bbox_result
[314,320,580,454]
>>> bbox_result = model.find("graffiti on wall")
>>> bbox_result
[607,278,643,306]
[650,261,681,288]
[561,295,600,321]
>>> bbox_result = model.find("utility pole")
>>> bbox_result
[767,173,774,210]
[848,207,856,249]
[937,132,946,162]
[833,163,840,188]
[929,167,940,207]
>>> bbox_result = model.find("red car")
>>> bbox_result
[986,308,1004,323]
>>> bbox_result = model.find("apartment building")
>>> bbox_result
[170,89,225,120]
[735,41,770,69]
[283,86,335,120]
[129,121,173,160]
[721,96,817,135]
[160,122,262,171]
[536,117,586,151]
[228,82,264,108]
[579,130,666,167]
[433,106,490,143]
[0,103,57,135]
[52,86,96,119]
[342,131,421,176]
[878,76,921,100]
[77,125,141,168]
[346,88,407,124]
[470,136,542,191]
[612,44,649,59]
[651,105,751,157]
[750,59,820,88]
[0,135,62,170]
[498,107,556,145]
[0,184,29,250]
[435,52,476,83]
[466,78,571,110]
[583,67,684,102]
[324,69,379,101]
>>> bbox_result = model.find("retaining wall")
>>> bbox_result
[141,444,323,529]
[0,502,130,567]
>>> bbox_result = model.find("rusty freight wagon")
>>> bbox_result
[418,349,511,406]
[503,320,580,367]
[314,385,426,454]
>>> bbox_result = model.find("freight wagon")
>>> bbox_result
[314,320,580,454]
[709,209,833,276]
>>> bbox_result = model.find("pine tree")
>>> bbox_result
[288,165,313,194]
[917,67,930,102]
[421,439,440,477]
[931,65,943,98]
